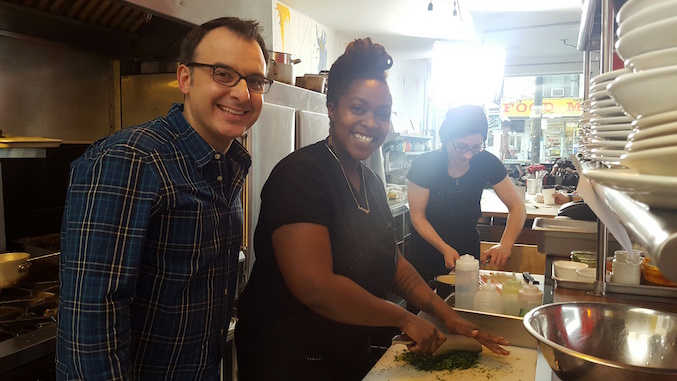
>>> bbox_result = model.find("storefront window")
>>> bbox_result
[492,74,583,164]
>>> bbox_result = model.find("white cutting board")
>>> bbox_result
[363,343,537,381]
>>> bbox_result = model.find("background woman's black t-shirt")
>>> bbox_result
[405,149,506,282]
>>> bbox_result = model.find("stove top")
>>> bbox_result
[0,280,59,373]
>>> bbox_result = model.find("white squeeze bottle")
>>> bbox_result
[455,254,479,310]
[518,282,543,317]
[473,283,504,314]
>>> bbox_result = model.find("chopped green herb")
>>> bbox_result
[395,350,481,372]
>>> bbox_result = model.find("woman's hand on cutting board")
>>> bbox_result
[446,317,511,355]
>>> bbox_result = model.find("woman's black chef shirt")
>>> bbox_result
[236,140,398,380]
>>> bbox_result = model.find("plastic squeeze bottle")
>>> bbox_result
[473,283,504,314]
[518,282,543,317]
[455,254,479,310]
[502,275,523,316]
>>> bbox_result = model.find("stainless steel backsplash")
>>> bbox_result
[0,33,112,143]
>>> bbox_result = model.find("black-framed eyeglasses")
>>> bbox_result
[183,62,273,94]
[451,140,485,155]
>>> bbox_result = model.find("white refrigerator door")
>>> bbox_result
[296,110,329,149]
[245,102,296,275]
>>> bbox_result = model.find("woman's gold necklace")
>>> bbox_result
[325,143,370,214]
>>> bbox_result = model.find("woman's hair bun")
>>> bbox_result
[326,37,393,106]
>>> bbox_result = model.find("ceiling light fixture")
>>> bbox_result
[428,0,433,11]
[453,0,458,16]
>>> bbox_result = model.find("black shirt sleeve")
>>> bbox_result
[476,151,508,185]
[406,150,445,189]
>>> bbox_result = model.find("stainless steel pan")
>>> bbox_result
[0,252,60,289]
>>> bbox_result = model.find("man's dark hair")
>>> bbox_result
[326,38,393,108]
[179,17,268,66]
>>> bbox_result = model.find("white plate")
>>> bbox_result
[630,120,677,141]
[616,1,677,39]
[591,148,625,157]
[590,123,633,132]
[615,15,677,60]
[625,46,677,72]
[621,146,677,176]
[590,130,631,139]
[616,0,674,25]
[590,106,626,117]
[589,89,611,101]
[590,98,617,109]
[633,109,677,129]
[584,167,677,209]
[626,133,677,152]
[592,157,624,168]
[589,82,609,94]
[590,115,634,125]
[589,138,628,148]
[607,65,677,119]
[590,68,631,86]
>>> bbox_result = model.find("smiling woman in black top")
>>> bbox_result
[235,39,509,381]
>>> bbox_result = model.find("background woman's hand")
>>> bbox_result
[481,244,511,269]
[441,245,460,269]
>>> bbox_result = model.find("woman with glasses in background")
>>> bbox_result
[406,105,526,287]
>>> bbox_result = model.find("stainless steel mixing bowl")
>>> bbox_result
[523,302,677,381]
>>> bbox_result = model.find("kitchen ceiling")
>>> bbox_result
[280,0,587,76]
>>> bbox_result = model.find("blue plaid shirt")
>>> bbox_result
[57,103,250,380]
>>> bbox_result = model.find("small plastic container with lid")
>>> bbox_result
[518,282,543,317]
[502,275,523,316]
[454,254,479,310]
[473,283,504,314]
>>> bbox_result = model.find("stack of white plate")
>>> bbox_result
[585,68,631,166]
[607,0,677,177]
[585,0,677,210]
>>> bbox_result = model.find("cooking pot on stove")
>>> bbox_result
[267,51,301,85]
[0,252,60,289]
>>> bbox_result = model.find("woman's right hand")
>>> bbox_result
[401,316,447,353]
[441,245,460,269]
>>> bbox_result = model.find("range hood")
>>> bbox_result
[0,0,193,63]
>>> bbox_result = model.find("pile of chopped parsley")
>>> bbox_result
[395,350,481,372]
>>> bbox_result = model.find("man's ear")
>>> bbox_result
[327,102,335,121]
[177,64,192,95]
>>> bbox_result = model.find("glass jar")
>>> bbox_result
[571,250,597,268]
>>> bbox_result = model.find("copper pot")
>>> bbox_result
[0,252,60,289]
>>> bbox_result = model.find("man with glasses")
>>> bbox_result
[406,105,526,290]
[57,17,270,380]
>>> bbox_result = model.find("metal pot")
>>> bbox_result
[427,273,455,297]
[0,252,60,289]
[267,51,301,85]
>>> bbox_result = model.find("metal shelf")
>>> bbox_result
[399,133,432,140]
